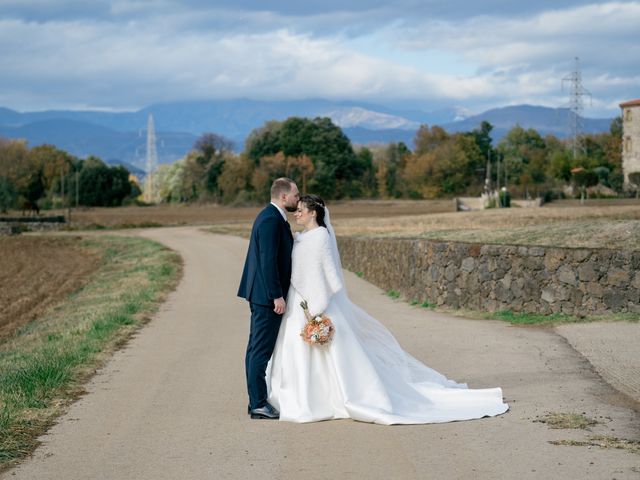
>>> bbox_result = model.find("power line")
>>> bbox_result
[144,114,158,203]
[562,57,592,159]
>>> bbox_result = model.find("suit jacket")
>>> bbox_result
[237,204,294,307]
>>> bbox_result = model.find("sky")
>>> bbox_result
[0,0,638,117]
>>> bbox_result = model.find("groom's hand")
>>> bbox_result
[273,297,286,315]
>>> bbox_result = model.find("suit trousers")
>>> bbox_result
[245,303,282,409]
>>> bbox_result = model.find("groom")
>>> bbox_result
[238,177,299,419]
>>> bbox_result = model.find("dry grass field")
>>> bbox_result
[0,236,100,339]
[42,199,455,228]
[25,197,638,250]
[331,201,640,251]
[199,198,640,251]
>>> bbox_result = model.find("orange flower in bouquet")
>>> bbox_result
[299,300,335,345]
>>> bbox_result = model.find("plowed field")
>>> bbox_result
[0,236,100,339]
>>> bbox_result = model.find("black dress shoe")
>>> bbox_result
[250,403,280,420]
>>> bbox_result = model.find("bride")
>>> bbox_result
[267,194,508,424]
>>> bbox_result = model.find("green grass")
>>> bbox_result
[409,299,434,309]
[482,310,640,325]
[485,310,575,325]
[386,290,400,299]
[0,235,182,468]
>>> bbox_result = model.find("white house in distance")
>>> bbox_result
[620,98,640,188]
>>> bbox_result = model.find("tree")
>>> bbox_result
[472,121,495,161]
[194,133,233,159]
[29,144,75,197]
[373,142,410,198]
[402,133,483,198]
[414,125,448,156]
[192,132,234,201]
[497,125,548,197]
[243,117,359,199]
[245,121,282,165]
[156,160,188,203]
[251,153,288,201]
[78,157,132,206]
[218,154,254,204]
[0,176,16,213]
[571,167,599,201]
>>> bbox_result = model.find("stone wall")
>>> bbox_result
[337,237,640,316]
[0,216,65,235]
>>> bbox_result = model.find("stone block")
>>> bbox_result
[572,249,591,262]
[583,281,604,298]
[541,287,555,303]
[544,249,565,271]
[461,257,476,273]
[612,251,632,268]
[605,268,630,287]
[528,247,545,257]
[523,256,543,270]
[557,265,578,286]
[478,263,491,282]
[468,244,481,257]
[444,264,457,282]
[577,262,599,282]
[500,272,512,290]
[603,291,626,312]
[495,282,513,302]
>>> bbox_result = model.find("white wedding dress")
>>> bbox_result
[267,211,508,425]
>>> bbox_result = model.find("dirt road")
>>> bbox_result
[3,227,639,479]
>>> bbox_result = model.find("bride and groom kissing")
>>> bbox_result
[237,177,508,424]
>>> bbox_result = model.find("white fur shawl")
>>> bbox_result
[290,227,344,316]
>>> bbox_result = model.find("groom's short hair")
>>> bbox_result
[270,177,296,199]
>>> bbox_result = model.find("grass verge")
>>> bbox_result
[402,302,639,326]
[0,235,182,469]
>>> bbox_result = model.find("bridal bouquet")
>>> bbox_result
[299,300,335,345]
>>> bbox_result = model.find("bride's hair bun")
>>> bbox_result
[299,194,326,228]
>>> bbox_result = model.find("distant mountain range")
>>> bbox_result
[0,100,614,171]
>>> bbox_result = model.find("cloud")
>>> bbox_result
[0,1,637,116]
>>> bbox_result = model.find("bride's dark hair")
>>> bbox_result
[299,194,326,228]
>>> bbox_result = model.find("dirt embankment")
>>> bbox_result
[0,236,101,339]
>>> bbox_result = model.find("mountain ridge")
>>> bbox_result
[0,100,615,169]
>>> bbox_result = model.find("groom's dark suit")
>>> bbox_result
[238,203,293,410]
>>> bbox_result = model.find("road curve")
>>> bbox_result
[3,227,638,480]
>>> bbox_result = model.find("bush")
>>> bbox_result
[499,189,511,207]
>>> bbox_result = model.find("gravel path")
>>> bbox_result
[2,227,639,480]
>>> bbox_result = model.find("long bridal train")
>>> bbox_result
[267,226,508,425]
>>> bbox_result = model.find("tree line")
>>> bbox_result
[0,115,628,212]
[155,116,626,204]
[0,140,140,213]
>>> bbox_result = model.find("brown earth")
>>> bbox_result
[30,199,455,228]
[0,236,101,340]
